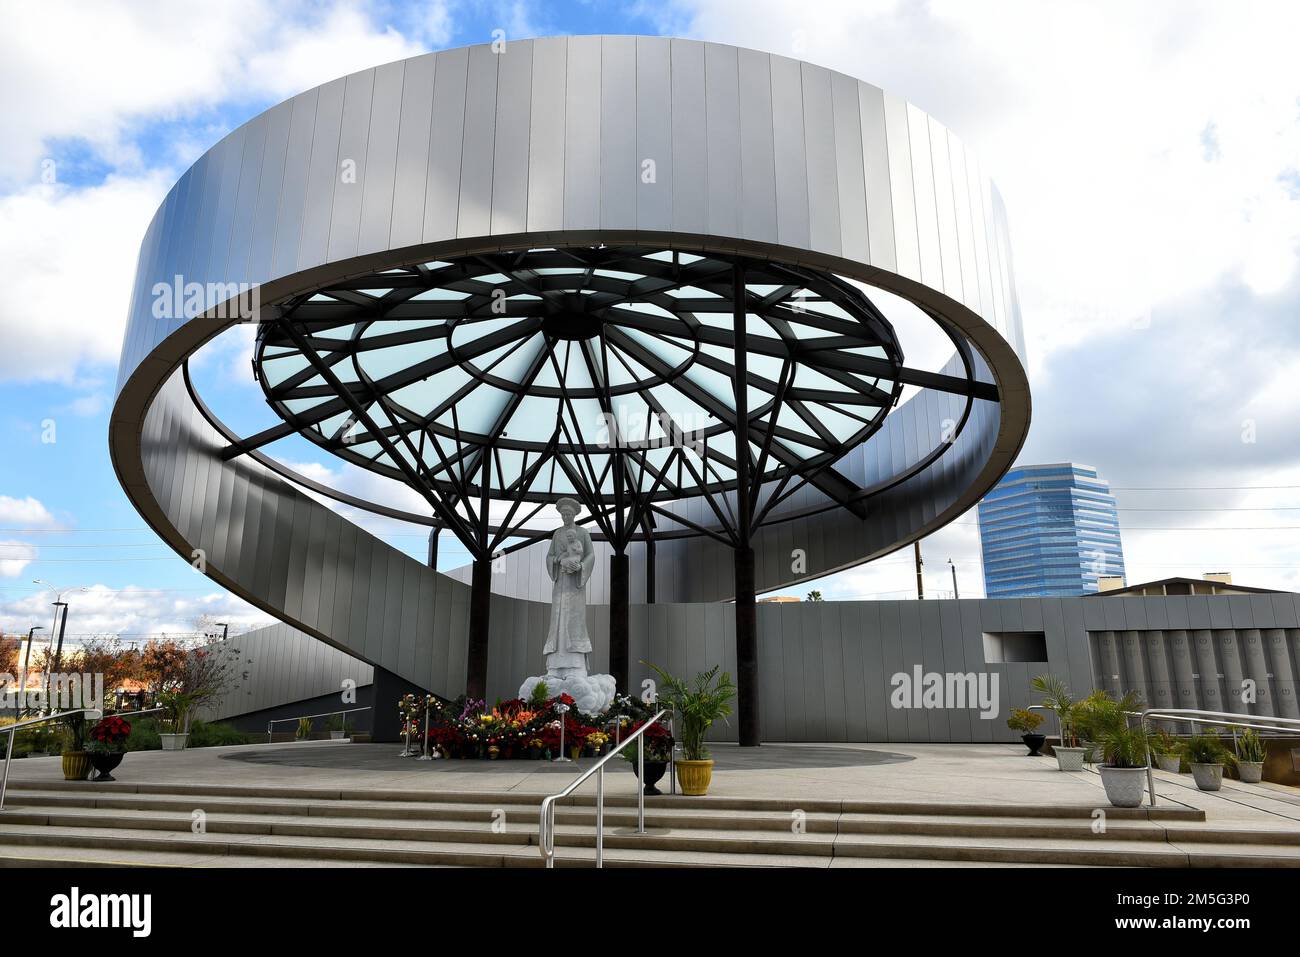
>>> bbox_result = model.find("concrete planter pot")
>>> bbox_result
[1099,766,1148,808]
[329,731,346,740]
[159,733,188,751]
[1236,760,1264,784]
[1054,746,1087,771]
[1190,763,1223,791]
[1155,753,1182,773]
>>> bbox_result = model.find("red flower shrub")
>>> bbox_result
[90,715,132,747]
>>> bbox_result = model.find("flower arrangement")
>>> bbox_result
[87,715,132,753]
[407,690,658,759]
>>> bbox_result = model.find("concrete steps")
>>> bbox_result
[1,780,1296,868]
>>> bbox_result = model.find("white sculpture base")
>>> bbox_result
[520,673,616,716]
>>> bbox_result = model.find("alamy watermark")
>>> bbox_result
[889,666,1000,719]
[0,671,104,713]
[151,275,260,322]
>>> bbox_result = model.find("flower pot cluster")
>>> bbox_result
[397,691,665,762]
[1154,728,1267,790]
[1030,674,1275,805]
[395,663,735,797]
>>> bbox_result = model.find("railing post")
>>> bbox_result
[637,731,646,834]
[1,727,15,812]
[596,766,604,868]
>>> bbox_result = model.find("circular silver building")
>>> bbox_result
[111,36,1029,743]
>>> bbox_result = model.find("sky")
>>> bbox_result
[1,0,1299,644]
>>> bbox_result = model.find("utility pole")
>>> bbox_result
[913,542,925,600]
[948,558,960,599]
[33,580,87,713]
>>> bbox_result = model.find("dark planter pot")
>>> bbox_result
[1021,733,1046,756]
[628,758,669,795]
[89,752,124,782]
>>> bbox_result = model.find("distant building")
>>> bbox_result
[1090,574,1278,598]
[977,463,1125,597]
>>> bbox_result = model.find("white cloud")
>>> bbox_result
[0,175,170,382]
[0,0,434,384]
[0,583,272,640]
[0,1,430,186]
[0,541,38,578]
[654,0,1300,375]
[0,496,60,528]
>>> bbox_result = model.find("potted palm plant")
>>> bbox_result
[1233,728,1266,783]
[157,689,194,750]
[1151,729,1183,773]
[647,663,735,796]
[1031,674,1086,771]
[1087,694,1154,808]
[1184,732,1230,791]
[1007,708,1046,755]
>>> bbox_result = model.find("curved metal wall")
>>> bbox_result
[112,37,1029,703]
[212,594,1300,742]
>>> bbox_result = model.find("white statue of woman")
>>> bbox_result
[543,497,594,678]
[518,497,615,715]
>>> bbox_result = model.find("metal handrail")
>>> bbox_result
[267,706,371,740]
[1028,701,1300,808]
[1124,707,1300,808]
[539,707,670,869]
[1,707,117,811]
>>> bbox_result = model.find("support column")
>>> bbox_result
[609,552,630,692]
[735,544,759,746]
[644,536,656,604]
[732,260,760,746]
[426,525,440,569]
[467,557,492,702]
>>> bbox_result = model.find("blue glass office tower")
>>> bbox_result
[977,464,1125,597]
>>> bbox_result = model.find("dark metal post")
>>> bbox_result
[914,542,924,600]
[732,262,760,746]
[609,552,629,692]
[467,558,492,702]
[948,559,959,599]
[427,525,440,569]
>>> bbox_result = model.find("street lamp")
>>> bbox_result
[215,622,229,642]
[948,559,960,600]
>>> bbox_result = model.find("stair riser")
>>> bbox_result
[4,825,1298,868]
[2,783,1203,820]
[0,830,519,867]
[0,807,1198,845]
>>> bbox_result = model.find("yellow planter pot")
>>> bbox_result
[62,751,91,781]
[675,758,714,796]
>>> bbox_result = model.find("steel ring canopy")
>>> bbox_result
[111,36,1030,733]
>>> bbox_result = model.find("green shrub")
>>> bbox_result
[188,720,253,748]
[123,717,252,750]
[1006,708,1043,734]
[125,717,162,751]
